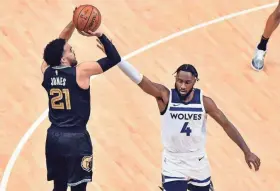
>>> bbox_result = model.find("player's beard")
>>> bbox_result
[174,83,193,102]
[70,59,78,67]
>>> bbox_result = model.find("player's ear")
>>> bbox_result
[61,56,67,64]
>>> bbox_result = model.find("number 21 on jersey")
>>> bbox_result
[180,122,192,136]
[50,88,71,110]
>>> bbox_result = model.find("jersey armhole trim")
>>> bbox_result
[160,89,171,115]
[160,102,169,115]
[200,90,206,113]
[41,67,51,88]
[75,67,90,91]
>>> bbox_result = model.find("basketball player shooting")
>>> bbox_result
[41,6,122,191]
[96,41,261,191]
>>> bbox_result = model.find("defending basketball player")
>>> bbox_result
[115,61,261,191]
[94,41,261,190]
[41,12,121,191]
[252,0,280,71]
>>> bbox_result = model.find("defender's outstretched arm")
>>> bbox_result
[77,33,121,77]
[118,60,169,104]
[203,95,261,171]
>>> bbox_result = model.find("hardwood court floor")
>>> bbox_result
[0,0,280,190]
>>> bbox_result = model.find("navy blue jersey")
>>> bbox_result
[42,66,90,130]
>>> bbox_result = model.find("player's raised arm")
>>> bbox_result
[76,31,121,77]
[58,21,76,42]
[94,37,169,104]
[117,60,169,104]
[203,95,261,171]
[41,21,76,74]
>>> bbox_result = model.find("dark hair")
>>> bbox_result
[173,64,199,80]
[43,38,66,67]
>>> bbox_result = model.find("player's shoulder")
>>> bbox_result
[42,65,51,73]
[42,65,50,74]
[195,88,209,99]
[202,94,217,113]
[42,66,53,80]
[202,94,213,102]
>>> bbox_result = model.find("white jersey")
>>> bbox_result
[161,88,207,156]
[161,88,211,185]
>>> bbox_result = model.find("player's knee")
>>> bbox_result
[71,183,87,191]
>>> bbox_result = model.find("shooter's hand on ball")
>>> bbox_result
[79,30,103,37]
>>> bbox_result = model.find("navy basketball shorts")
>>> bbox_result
[45,127,93,186]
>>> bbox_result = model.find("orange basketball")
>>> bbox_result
[72,5,102,33]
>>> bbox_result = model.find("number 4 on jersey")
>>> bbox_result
[181,122,192,136]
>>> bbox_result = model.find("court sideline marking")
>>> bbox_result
[0,2,277,190]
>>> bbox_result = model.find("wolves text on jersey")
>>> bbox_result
[170,113,202,120]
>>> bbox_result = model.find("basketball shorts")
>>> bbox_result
[162,152,212,189]
[45,127,93,186]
